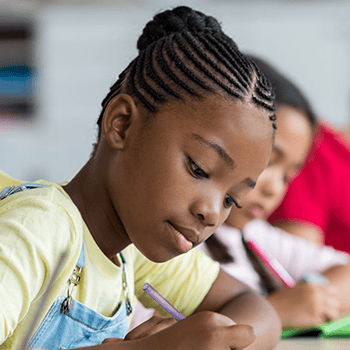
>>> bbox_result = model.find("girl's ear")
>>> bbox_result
[101,94,139,150]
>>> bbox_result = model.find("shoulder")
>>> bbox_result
[0,184,83,266]
[0,170,23,189]
[0,184,81,222]
[214,224,243,245]
[243,219,291,253]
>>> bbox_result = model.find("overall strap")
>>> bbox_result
[0,183,49,200]
[61,243,85,314]
[0,182,86,311]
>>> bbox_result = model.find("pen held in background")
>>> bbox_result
[246,239,296,288]
[142,283,186,321]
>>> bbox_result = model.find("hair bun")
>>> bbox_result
[137,6,222,52]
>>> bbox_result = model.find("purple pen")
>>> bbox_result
[142,283,185,321]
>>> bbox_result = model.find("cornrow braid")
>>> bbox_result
[164,35,208,92]
[250,60,277,129]
[182,31,243,92]
[95,6,276,140]
[204,33,252,93]
[175,32,241,98]
[145,41,181,100]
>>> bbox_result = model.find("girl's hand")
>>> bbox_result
[140,311,255,350]
[81,311,254,349]
[267,283,341,327]
[101,316,175,344]
[102,338,123,344]
[125,315,176,340]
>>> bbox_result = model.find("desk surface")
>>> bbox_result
[276,338,350,350]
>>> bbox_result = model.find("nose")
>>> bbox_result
[190,195,221,227]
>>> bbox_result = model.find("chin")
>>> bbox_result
[141,246,179,263]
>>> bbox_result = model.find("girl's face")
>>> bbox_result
[225,105,314,231]
[108,94,273,262]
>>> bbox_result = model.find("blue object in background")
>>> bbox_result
[301,272,330,285]
[0,65,33,98]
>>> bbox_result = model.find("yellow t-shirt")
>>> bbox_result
[0,170,23,189]
[0,176,220,349]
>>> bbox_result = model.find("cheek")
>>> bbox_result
[127,152,190,215]
[268,183,288,212]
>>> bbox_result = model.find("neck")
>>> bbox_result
[63,157,131,260]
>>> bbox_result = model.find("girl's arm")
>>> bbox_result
[245,220,349,282]
[76,311,256,350]
[266,282,340,327]
[273,221,323,245]
[247,221,350,327]
[194,269,282,350]
[76,269,280,350]
[322,262,350,314]
[266,263,350,327]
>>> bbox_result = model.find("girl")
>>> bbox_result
[0,7,281,350]
[201,55,350,329]
[267,75,350,253]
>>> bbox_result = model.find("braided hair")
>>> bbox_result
[94,6,276,149]
[247,54,317,128]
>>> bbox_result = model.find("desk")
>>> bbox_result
[276,338,350,349]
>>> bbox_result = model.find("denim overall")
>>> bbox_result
[0,183,132,350]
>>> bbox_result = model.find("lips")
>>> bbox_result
[168,222,199,253]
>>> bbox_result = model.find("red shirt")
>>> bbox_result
[268,122,350,254]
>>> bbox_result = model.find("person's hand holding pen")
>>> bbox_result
[101,313,255,349]
[246,239,341,328]
[95,283,256,350]
[266,282,340,328]
[103,316,176,343]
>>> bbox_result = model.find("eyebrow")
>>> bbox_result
[192,133,235,168]
[191,133,256,188]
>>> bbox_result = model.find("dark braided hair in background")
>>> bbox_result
[95,6,276,144]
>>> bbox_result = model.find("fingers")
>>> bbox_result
[226,324,256,350]
[125,316,176,341]
[133,312,256,349]
[102,338,123,344]
[322,285,338,299]
[309,285,341,324]
[321,291,341,322]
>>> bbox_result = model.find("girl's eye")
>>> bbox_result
[224,194,242,209]
[189,158,209,179]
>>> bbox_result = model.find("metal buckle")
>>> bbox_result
[60,266,82,314]
[120,253,133,316]
[0,186,18,200]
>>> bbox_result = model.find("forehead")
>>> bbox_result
[156,94,274,183]
[274,105,313,164]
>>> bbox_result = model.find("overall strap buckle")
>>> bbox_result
[61,244,85,314]
[0,183,48,201]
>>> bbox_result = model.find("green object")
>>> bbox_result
[282,314,350,339]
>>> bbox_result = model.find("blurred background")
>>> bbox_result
[1,0,350,183]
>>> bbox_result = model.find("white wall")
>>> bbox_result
[1,0,350,183]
